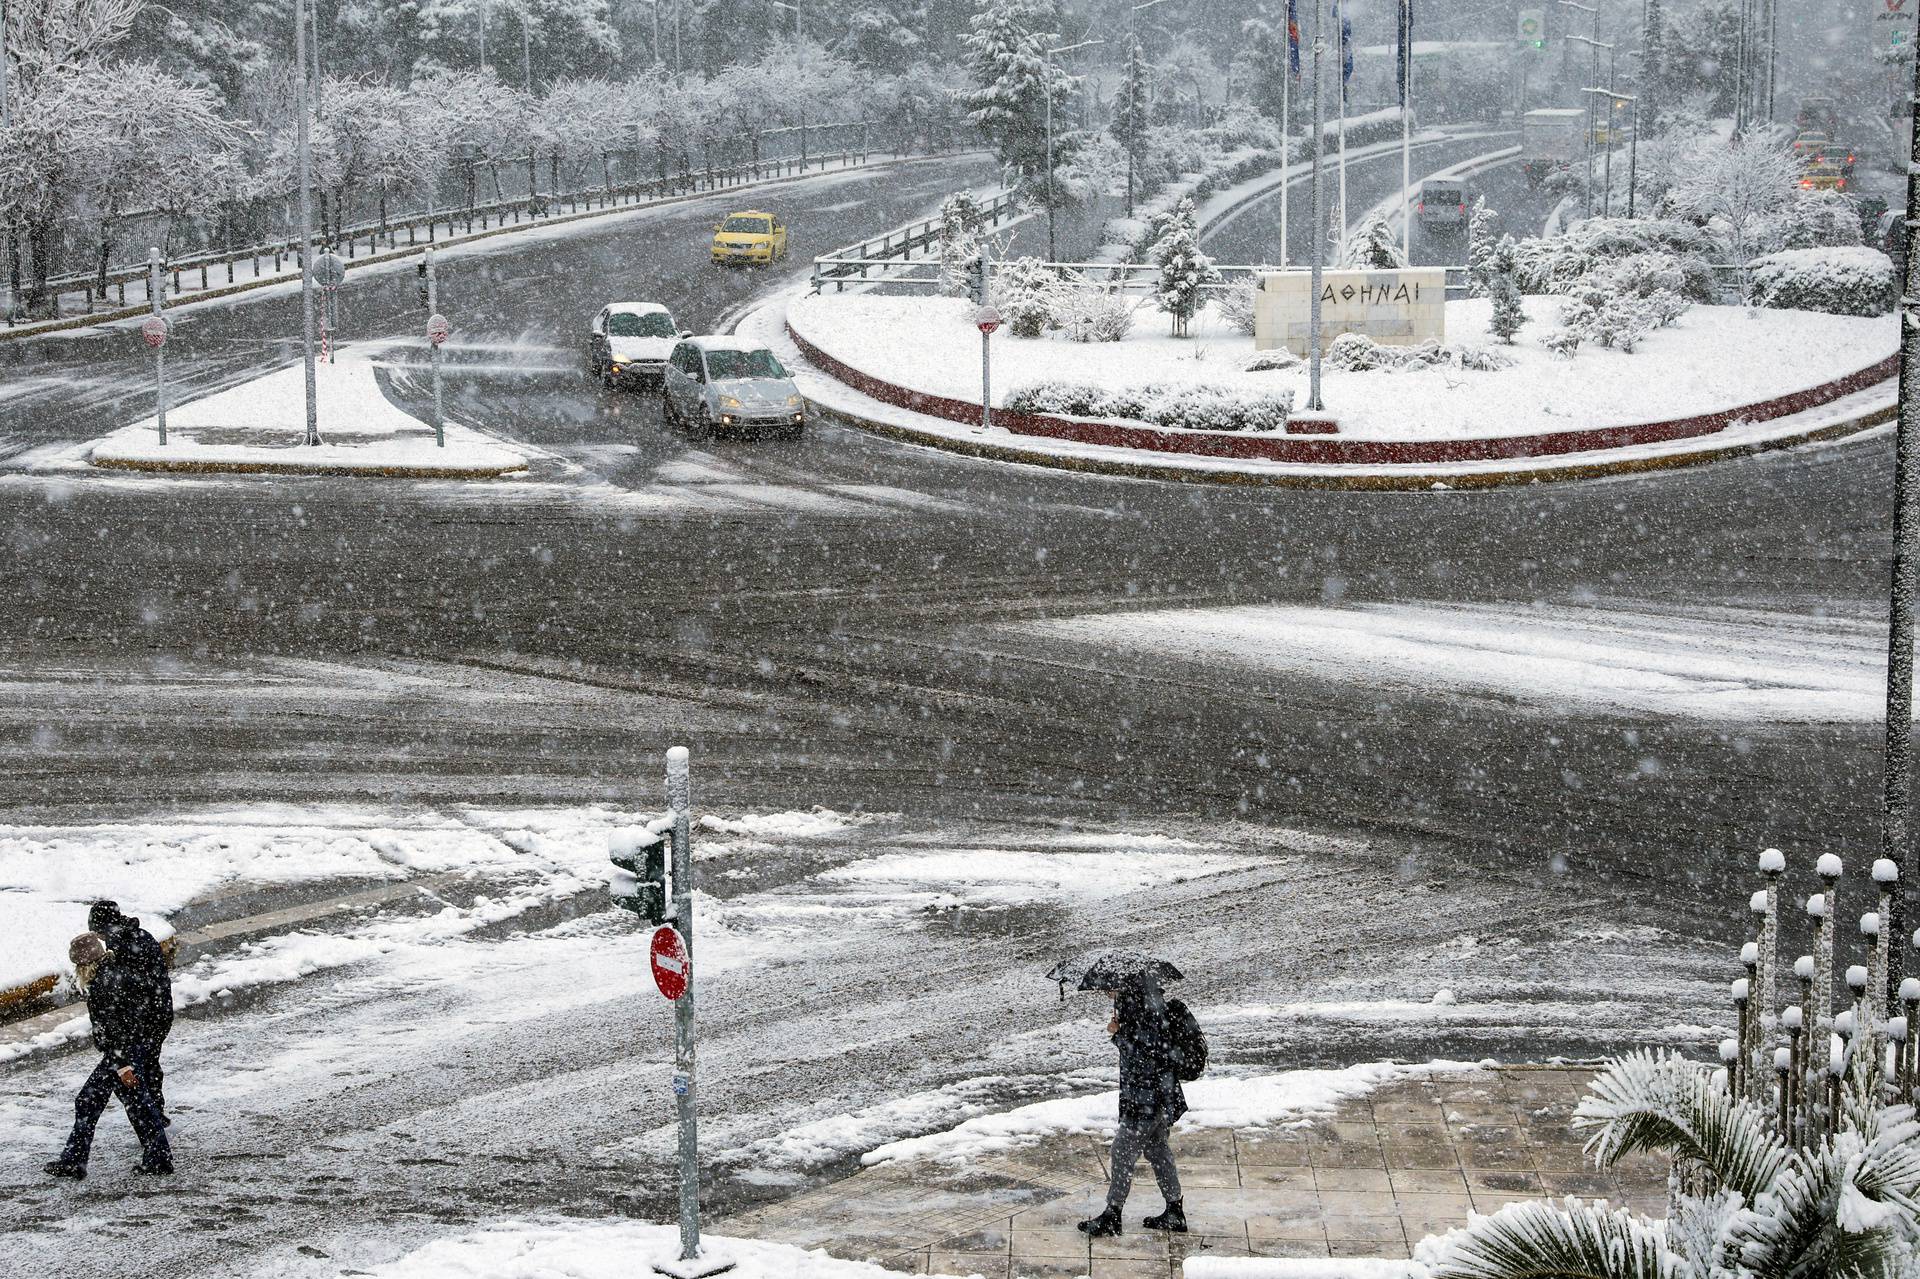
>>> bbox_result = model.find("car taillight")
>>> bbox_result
[1458,202,1466,213]
[1417,200,1425,210]
[1838,178,1847,189]
[1800,179,1812,188]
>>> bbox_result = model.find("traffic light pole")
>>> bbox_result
[149,248,167,446]
[426,249,445,448]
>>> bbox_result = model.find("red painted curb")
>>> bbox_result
[786,316,1896,466]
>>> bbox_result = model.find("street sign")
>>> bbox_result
[1517,8,1545,45]
[427,313,450,346]
[141,316,169,349]
[312,251,347,287]
[650,925,689,1001]
[974,305,1003,335]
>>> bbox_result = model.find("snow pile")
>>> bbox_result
[861,1061,1472,1166]
[696,809,874,839]
[258,1219,962,1279]
[1749,246,1896,318]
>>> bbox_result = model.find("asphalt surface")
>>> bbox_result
[0,134,1899,1274]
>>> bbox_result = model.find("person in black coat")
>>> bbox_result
[1079,972,1187,1237]
[87,901,173,1121]
[44,933,173,1179]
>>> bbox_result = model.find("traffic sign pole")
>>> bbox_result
[973,305,1001,434]
[148,248,167,446]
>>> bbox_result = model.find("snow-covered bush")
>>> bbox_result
[1749,246,1895,317]
[1325,335,1514,372]
[1150,215,1221,337]
[1052,282,1140,343]
[1218,275,1261,335]
[1245,347,1300,372]
[1542,328,1582,359]
[1772,188,1864,251]
[935,193,986,298]
[1558,284,1656,353]
[990,257,1063,338]
[1341,213,1408,270]
[1005,381,1293,432]
[1486,235,1527,345]
[1511,218,1721,302]
[1466,197,1498,299]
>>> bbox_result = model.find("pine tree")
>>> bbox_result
[963,0,1071,197]
[1487,234,1527,344]
[935,193,984,296]
[1151,221,1221,337]
[1466,197,1498,298]
[1110,36,1151,216]
[1341,213,1407,269]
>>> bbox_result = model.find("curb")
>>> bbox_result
[87,451,531,480]
[4,153,982,343]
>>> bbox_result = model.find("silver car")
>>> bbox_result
[660,337,806,439]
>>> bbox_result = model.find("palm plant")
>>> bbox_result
[1424,850,1920,1279]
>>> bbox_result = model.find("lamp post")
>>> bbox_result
[293,0,320,446]
[1307,0,1326,411]
[1043,37,1104,262]
[519,5,532,92]
[1559,0,1601,219]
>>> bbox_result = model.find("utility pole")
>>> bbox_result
[294,0,320,446]
[1308,0,1325,411]
[1881,23,1920,1017]
[521,8,532,92]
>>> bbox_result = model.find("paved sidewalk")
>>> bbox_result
[715,1066,1669,1277]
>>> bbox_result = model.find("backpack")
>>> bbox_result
[1166,998,1207,1081]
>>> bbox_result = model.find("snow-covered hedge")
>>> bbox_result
[1324,336,1514,372]
[1749,247,1896,317]
[1007,380,1294,432]
[1511,217,1722,302]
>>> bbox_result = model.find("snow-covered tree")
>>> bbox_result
[935,192,985,297]
[1109,36,1150,215]
[1341,213,1407,269]
[990,255,1059,337]
[963,0,1073,199]
[1669,125,1802,297]
[1486,235,1526,345]
[1150,218,1220,337]
[1466,197,1498,299]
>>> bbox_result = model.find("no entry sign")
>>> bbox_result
[142,316,169,348]
[650,925,689,1001]
[974,305,1002,335]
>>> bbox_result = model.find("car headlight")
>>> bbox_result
[720,396,743,410]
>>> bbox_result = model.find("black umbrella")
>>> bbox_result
[1046,951,1183,1000]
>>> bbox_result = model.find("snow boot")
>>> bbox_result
[132,1159,173,1176]
[43,1161,85,1180]
[1143,1201,1187,1233]
[1077,1207,1123,1238]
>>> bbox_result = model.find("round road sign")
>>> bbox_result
[141,316,169,349]
[427,313,450,346]
[650,925,689,1001]
[312,251,347,288]
[974,305,1002,335]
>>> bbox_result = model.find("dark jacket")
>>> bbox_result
[99,915,173,1040]
[86,956,159,1067]
[1113,978,1187,1129]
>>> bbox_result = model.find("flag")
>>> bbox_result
[1337,2,1353,98]
[1396,0,1413,107]
[1286,0,1301,79]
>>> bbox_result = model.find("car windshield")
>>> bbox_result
[704,348,785,381]
[608,311,675,338]
[722,216,771,234]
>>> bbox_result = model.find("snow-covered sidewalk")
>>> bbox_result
[87,344,531,477]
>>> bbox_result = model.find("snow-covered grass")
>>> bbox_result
[817,847,1250,907]
[1008,600,1900,723]
[87,344,531,476]
[257,1219,970,1279]
[860,1060,1474,1166]
[788,291,1893,442]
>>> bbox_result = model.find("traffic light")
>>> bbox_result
[416,260,430,310]
[609,823,670,923]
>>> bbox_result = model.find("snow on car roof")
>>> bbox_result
[608,301,669,314]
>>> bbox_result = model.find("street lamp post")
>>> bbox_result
[1559,0,1601,219]
[1307,0,1326,411]
[1043,37,1103,263]
[520,6,532,92]
[293,0,320,446]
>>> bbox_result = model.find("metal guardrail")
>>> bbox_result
[809,190,1022,291]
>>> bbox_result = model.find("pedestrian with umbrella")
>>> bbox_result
[1061,952,1207,1238]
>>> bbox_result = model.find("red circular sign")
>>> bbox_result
[142,316,168,349]
[427,313,450,346]
[650,925,689,1001]
[974,305,1002,335]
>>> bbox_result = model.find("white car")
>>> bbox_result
[660,336,806,439]
[587,302,690,388]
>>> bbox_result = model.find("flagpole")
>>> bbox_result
[1399,0,1413,260]
[1336,2,1349,260]
[1282,4,1295,270]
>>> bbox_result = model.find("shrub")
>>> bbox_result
[1245,347,1300,372]
[1511,217,1721,302]
[1772,188,1863,250]
[1542,328,1582,359]
[1341,213,1408,270]
[990,257,1063,338]
[1218,275,1261,335]
[1005,380,1293,432]
[1323,335,1514,372]
[1748,246,1896,317]
[1053,282,1140,343]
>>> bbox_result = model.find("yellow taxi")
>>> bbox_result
[710,211,789,266]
